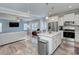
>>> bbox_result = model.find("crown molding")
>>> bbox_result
[0,7,44,21]
[0,7,31,17]
[52,8,79,17]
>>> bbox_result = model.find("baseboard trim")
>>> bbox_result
[0,39,25,47]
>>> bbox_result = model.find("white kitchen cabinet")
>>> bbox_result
[64,13,75,21]
[38,32,61,55]
[52,32,61,53]
[0,32,28,45]
[58,17,64,26]
[61,31,63,39]
[75,27,79,42]
[75,33,79,42]
[52,36,57,51]
[75,14,79,25]
[55,32,61,47]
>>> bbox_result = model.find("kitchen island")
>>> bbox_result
[38,32,61,55]
[0,32,29,46]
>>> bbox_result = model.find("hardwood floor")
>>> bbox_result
[53,40,75,55]
[0,39,79,55]
[53,39,79,55]
[0,40,38,55]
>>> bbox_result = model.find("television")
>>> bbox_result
[9,22,19,27]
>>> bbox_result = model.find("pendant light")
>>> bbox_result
[16,16,20,22]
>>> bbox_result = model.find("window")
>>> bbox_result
[24,23,28,30]
[32,22,39,31]
[0,23,2,32]
[40,20,47,30]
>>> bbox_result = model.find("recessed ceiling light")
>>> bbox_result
[68,6,72,8]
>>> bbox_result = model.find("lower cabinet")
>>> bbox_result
[75,34,79,42]
[38,32,61,55]
[53,37,57,51]
[0,32,27,45]
[53,33,61,50]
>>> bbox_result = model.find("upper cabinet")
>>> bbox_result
[58,17,64,26]
[63,13,75,21]
[75,14,79,25]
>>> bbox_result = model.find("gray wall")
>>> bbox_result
[0,19,28,32]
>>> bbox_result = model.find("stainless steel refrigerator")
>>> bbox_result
[48,22,58,32]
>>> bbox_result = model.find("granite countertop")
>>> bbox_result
[38,32,60,38]
[38,32,60,42]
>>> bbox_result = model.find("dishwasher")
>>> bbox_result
[38,39,48,55]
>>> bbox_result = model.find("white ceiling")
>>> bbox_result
[0,3,79,18]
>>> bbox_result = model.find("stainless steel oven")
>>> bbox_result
[63,21,75,39]
[63,29,75,38]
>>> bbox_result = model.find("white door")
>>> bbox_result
[0,23,2,32]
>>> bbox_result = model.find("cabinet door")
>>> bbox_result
[60,31,63,39]
[75,14,79,25]
[56,33,61,46]
[64,13,75,21]
[59,17,64,26]
[52,36,57,50]
[75,34,79,42]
